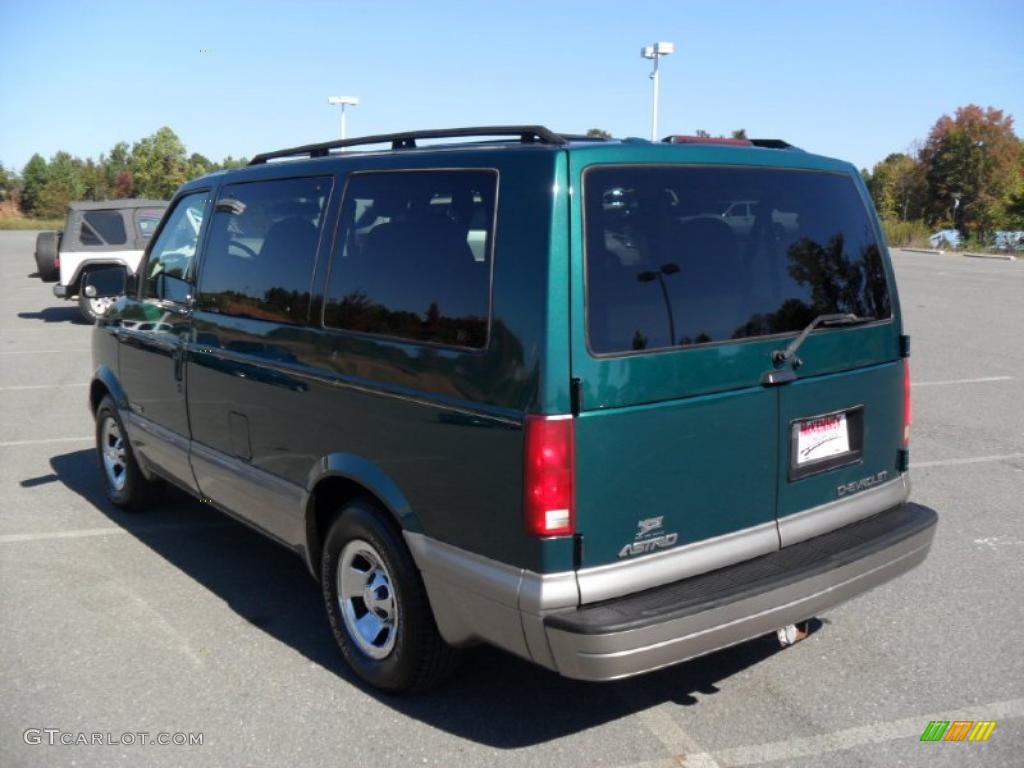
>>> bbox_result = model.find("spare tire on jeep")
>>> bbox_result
[34,230,61,283]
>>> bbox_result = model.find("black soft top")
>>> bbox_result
[66,199,168,212]
[62,200,170,252]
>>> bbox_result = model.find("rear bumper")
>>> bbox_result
[542,503,936,681]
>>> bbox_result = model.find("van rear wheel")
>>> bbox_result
[321,500,458,692]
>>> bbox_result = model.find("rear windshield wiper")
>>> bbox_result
[771,313,875,368]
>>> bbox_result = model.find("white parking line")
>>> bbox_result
[0,521,230,544]
[913,376,1013,387]
[0,527,131,543]
[913,453,1024,468]
[672,696,1024,767]
[618,689,723,768]
[0,384,88,391]
[0,348,89,355]
[0,436,92,448]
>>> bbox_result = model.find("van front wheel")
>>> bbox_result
[78,292,116,323]
[321,500,458,692]
[95,396,159,511]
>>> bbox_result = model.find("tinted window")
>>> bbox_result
[142,193,208,299]
[324,170,496,348]
[136,208,165,239]
[81,210,127,246]
[197,176,331,324]
[585,166,891,354]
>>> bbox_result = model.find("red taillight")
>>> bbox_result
[903,359,912,448]
[54,254,60,268]
[524,415,575,537]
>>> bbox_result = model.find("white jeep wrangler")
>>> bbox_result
[45,199,168,321]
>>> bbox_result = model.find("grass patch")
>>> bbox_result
[881,218,932,249]
[0,218,63,231]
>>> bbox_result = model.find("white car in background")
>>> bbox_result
[43,199,169,321]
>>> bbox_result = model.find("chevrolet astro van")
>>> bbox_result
[84,126,937,692]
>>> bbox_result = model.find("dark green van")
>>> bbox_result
[85,126,936,692]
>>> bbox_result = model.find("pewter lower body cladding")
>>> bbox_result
[404,475,924,680]
[544,519,934,680]
[777,473,911,547]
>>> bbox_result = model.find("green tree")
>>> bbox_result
[34,151,86,217]
[731,128,748,140]
[866,153,926,222]
[105,141,132,196]
[187,152,214,180]
[81,158,110,200]
[0,163,17,202]
[20,154,49,215]
[920,105,1021,236]
[129,127,188,199]
[585,128,612,139]
[216,156,248,170]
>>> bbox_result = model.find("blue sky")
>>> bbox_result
[1,0,1022,173]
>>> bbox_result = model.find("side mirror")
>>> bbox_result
[155,272,193,305]
[82,266,127,299]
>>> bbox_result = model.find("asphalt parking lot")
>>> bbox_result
[1,230,1021,767]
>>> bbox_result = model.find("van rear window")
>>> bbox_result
[584,166,891,355]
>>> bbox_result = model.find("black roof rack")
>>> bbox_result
[749,138,794,149]
[249,125,568,165]
[558,133,611,142]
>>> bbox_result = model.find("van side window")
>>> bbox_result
[143,193,209,299]
[197,177,332,324]
[323,170,497,349]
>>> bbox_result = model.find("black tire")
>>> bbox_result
[95,396,159,511]
[78,290,114,323]
[321,499,459,693]
[34,230,60,282]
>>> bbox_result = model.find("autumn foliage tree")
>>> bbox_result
[863,104,1023,243]
[919,105,1021,235]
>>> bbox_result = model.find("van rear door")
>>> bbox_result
[568,150,899,600]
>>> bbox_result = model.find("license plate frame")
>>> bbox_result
[789,406,864,481]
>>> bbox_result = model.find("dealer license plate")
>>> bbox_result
[794,413,850,465]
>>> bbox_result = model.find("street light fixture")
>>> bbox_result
[327,96,360,141]
[641,41,674,141]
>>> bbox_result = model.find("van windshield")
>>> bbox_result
[584,166,891,354]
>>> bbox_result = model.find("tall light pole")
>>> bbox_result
[641,42,674,141]
[327,96,359,140]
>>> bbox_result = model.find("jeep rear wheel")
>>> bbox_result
[34,230,60,282]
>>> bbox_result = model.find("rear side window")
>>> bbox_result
[136,208,165,239]
[323,169,497,349]
[80,210,127,246]
[197,176,332,324]
[585,166,891,354]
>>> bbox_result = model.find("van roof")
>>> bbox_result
[181,125,853,193]
[247,125,805,165]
